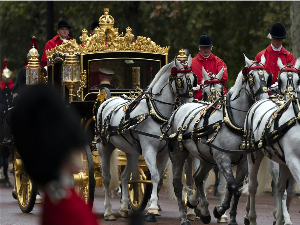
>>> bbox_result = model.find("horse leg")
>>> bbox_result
[193,160,213,224]
[156,147,169,194]
[283,176,296,225]
[213,165,220,197]
[156,146,169,212]
[184,154,196,221]
[169,148,190,225]
[97,142,116,220]
[217,172,229,223]
[118,153,140,218]
[227,158,248,225]
[213,156,237,220]
[247,151,264,225]
[142,144,161,216]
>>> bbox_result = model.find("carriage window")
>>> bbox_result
[89,59,161,90]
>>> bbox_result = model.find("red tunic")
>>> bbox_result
[41,35,73,67]
[42,189,99,225]
[191,53,228,100]
[255,45,295,84]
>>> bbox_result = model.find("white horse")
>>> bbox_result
[166,67,228,222]
[165,54,271,225]
[243,57,300,225]
[96,56,196,220]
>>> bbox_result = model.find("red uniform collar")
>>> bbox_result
[0,79,14,90]
[266,44,287,55]
[53,34,72,42]
[196,52,215,61]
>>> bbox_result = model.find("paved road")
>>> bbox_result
[1,172,300,225]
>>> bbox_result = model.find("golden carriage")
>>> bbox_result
[13,8,176,213]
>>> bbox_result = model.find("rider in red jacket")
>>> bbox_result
[255,22,295,85]
[191,34,228,100]
[41,20,73,67]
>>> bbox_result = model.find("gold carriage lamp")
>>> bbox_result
[26,47,42,85]
[62,48,80,102]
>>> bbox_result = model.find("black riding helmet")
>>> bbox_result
[270,22,286,39]
[198,34,213,46]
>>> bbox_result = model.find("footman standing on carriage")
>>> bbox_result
[255,22,295,86]
[0,59,14,187]
[41,20,73,68]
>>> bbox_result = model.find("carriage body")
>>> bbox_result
[43,8,169,210]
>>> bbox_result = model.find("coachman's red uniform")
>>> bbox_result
[191,52,228,100]
[41,34,73,67]
[255,45,295,85]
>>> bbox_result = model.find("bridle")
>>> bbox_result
[201,73,224,102]
[169,66,195,99]
[239,62,269,101]
[278,64,300,94]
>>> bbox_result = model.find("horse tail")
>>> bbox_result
[109,148,120,190]
[256,156,270,196]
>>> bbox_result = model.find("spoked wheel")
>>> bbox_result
[74,145,95,206]
[128,168,152,212]
[13,148,38,213]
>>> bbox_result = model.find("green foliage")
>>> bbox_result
[0,1,292,89]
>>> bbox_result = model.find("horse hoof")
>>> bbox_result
[213,206,222,219]
[104,214,116,221]
[187,213,196,221]
[186,200,198,209]
[117,208,128,218]
[144,214,157,222]
[244,216,250,225]
[217,215,228,223]
[147,207,160,216]
[200,213,211,224]
[181,221,191,225]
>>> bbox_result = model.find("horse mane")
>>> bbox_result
[228,70,243,98]
[147,61,174,89]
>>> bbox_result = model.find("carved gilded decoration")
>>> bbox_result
[46,8,169,60]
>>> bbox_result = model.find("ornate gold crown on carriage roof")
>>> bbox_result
[46,8,170,59]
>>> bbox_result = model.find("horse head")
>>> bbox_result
[169,54,197,103]
[277,57,300,96]
[242,53,271,101]
[201,66,225,102]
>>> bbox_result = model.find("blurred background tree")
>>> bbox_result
[0,1,298,90]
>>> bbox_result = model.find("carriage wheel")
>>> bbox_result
[74,145,95,206]
[128,169,152,212]
[13,148,38,213]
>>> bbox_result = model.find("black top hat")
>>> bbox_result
[57,20,71,30]
[198,34,213,46]
[91,20,99,31]
[11,84,90,186]
[270,22,286,39]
